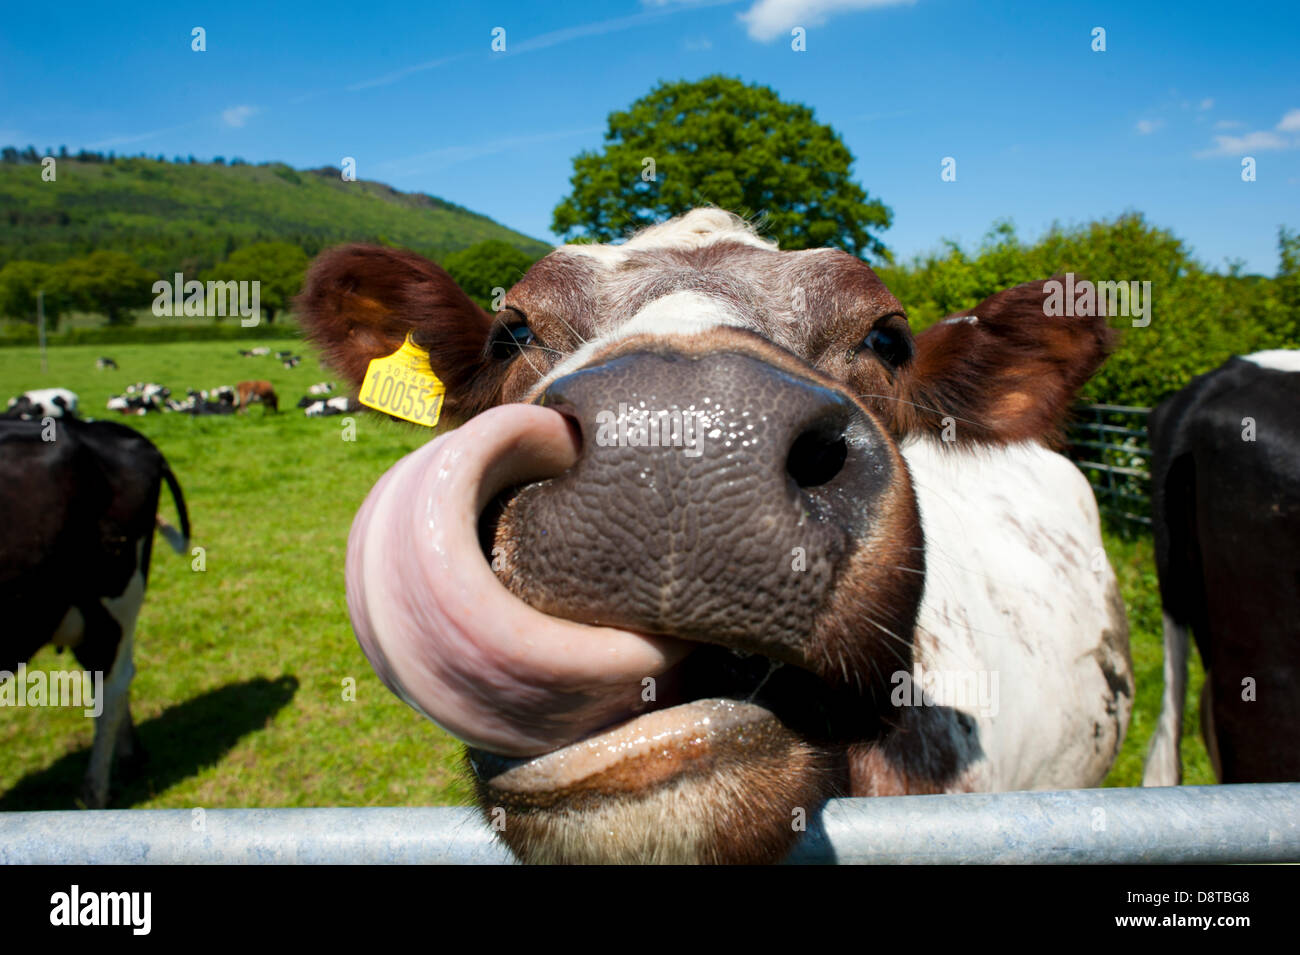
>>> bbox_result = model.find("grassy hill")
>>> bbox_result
[0,155,552,274]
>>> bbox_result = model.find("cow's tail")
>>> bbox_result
[1142,613,1190,786]
[156,466,191,555]
[1141,397,1200,788]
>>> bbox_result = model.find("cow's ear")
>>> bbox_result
[295,245,499,415]
[898,278,1115,445]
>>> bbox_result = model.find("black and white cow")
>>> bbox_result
[96,357,119,370]
[5,388,79,420]
[1144,349,1300,785]
[303,395,357,417]
[0,416,190,807]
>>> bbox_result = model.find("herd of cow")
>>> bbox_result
[1,209,1296,864]
[5,380,356,422]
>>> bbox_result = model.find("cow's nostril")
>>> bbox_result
[787,428,848,488]
[539,395,586,458]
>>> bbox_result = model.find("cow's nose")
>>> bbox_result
[492,348,899,662]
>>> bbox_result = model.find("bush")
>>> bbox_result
[879,216,1299,409]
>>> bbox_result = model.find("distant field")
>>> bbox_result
[0,340,1211,811]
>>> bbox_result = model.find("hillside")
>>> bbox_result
[0,155,552,273]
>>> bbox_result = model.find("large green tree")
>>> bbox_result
[59,250,156,325]
[551,76,892,259]
[205,241,308,323]
[441,240,541,310]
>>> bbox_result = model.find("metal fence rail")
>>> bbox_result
[1067,403,1153,528]
[2,784,1297,865]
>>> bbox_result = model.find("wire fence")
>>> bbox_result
[1067,403,1153,530]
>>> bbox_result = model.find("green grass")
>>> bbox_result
[0,340,473,809]
[1,340,1212,808]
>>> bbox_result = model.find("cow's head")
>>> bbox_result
[298,209,1112,863]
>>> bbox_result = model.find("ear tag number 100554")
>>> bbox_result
[359,333,446,427]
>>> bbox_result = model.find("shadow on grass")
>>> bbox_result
[0,675,298,811]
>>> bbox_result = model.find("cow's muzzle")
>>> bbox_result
[488,344,898,672]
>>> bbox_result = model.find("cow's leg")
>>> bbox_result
[1200,678,1222,782]
[1142,611,1189,786]
[81,546,146,809]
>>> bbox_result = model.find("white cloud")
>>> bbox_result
[1276,108,1300,132]
[738,0,915,42]
[1135,119,1163,135]
[1198,98,1214,111]
[1213,119,1244,130]
[1197,130,1289,157]
[221,105,259,128]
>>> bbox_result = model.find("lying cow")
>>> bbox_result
[1,416,190,808]
[236,380,278,414]
[1143,350,1300,786]
[5,388,79,420]
[303,395,357,417]
[298,208,1131,864]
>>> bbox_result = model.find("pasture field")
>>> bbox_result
[0,338,1212,811]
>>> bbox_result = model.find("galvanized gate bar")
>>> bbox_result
[784,784,1300,864]
[2,784,1297,864]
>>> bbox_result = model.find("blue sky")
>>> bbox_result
[2,0,1298,273]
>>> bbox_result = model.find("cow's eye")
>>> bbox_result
[490,317,536,361]
[862,322,912,368]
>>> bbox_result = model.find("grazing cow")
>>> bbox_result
[0,416,190,807]
[96,357,118,370]
[282,356,302,369]
[297,208,1131,864]
[308,381,335,396]
[5,388,79,420]
[1143,350,1300,786]
[236,380,278,414]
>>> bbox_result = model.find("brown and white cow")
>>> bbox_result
[236,380,278,414]
[298,208,1132,864]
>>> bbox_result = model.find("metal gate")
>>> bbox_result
[1067,404,1152,529]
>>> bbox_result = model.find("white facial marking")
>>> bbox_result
[539,290,746,389]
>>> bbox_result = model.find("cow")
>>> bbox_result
[239,347,271,358]
[0,416,190,808]
[303,395,357,417]
[5,388,79,420]
[96,357,118,370]
[236,380,278,414]
[309,382,336,396]
[282,356,302,369]
[1143,350,1300,786]
[296,208,1131,864]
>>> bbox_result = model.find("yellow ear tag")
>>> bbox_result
[359,333,446,427]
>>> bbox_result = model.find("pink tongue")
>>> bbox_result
[346,404,689,756]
